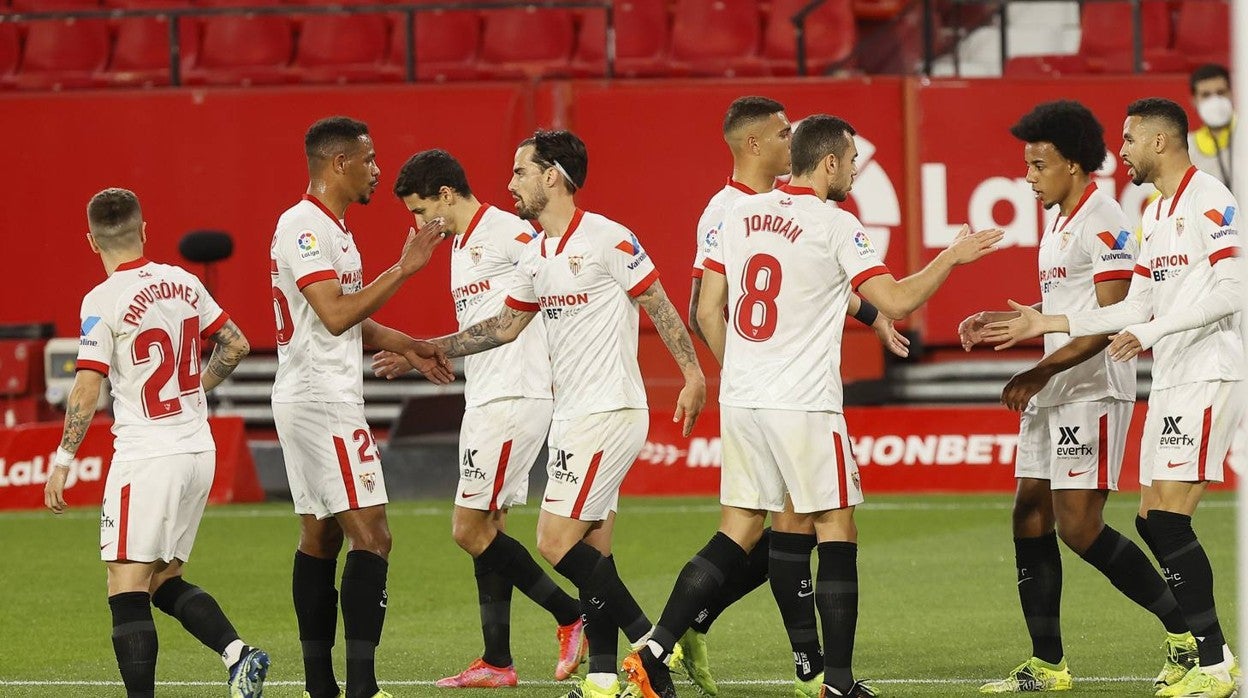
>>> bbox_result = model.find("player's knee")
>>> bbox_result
[1055,517,1102,554]
[535,534,570,566]
[451,519,491,555]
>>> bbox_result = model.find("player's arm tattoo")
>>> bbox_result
[59,372,103,453]
[434,306,535,358]
[202,320,250,392]
[637,280,701,374]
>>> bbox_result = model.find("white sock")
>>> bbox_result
[646,639,665,660]
[221,639,246,669]
[588,672,617,689]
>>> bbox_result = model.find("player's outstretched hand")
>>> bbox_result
[957,310,1021,351]
[872,315,910,358]
[44,466,68,514]
[941,224,1005,266]
[982,299,1047,350]
[372,349,414,379]
[1107,330,1143,362]
[398,217,446,277]
[673,377,707,437]
[1001,366,1051,412]
[403,340,456,385]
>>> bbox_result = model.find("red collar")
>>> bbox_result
[777,183,819,198]
[541,209,586,258]
[726,178,758,195]
[455,205,490,250]
[1053,182,1097,234]
[115,257,150,272]
[303,194,348,234]
[1156,166,1198,220]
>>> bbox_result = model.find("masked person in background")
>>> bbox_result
[1188,64,1236,190]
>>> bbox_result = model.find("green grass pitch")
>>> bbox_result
[0,494,1235,696]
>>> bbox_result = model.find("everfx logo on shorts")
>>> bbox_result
[1055,426,1093,457]
[548,449,579,484]
[1160,416,1195,447]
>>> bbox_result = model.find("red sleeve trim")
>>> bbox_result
[1133,264,1150,277]
[200,311,230,340]
[1093,270,1134,283]
[702,258,726,275]
[850,265,890,291]
[296,269,338,290]
[76,359,110,376]
[691,267,704,279]
[628,268,661,298]
[1210,247,1241,265]
[505,296,540,312]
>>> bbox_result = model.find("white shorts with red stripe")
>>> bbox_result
[456,397,553,511]
[273,401,388,520]
[720,406,863,514]
[99,451,214,563]
[1141,380,1245,486]
[1015,399,1132,490]
[540,408,648,521]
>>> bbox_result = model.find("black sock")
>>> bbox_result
[293,551,339,698]
[109,591,158,698]
[815,542,858,693]
[1148,511,1226,666]
[582,588,619,674]
[151,577,240,657]
[341,550,388,698]
[1015,533,1064,664]
[651,533,747,655]
[477,532,580,626]
[554,544,651,644]
[690,527,772,634]
[770,531,823,681]
[474,555,514,668]
[1136,515,1161,559]
[1077,525,1187,634]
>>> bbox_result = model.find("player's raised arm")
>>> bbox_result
[637,278,707,436]
[431,304,537,359]
[301,218,447,336]
[201,319,250,393]
[856,224,1005,320]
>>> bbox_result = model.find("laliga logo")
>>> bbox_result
[0,451,104,488]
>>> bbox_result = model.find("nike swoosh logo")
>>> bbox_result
[100,544,109,550]
[461,491,484,499]
[797,590,814,598]
[544,496,563,503]
[1067,466,1096,477]
[1167,460,1191,469]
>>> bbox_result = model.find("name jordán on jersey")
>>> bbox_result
[121,281,200,326]
[744,214,804,242]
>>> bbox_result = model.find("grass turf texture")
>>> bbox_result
[0,494,1235,696]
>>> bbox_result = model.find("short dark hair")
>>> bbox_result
[722,96,785,136]
[305,116,370,163]
[520,129,588,193]
[1009,100,1107,174]
[1126,98,1188,146]
[1190,63,1230,94]
[393,149,473,199]
[87,188,142,248]
[791,115,856,176]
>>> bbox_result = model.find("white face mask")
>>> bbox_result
[1197,94,1234,129]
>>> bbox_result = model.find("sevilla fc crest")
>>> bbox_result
[469,245,484,265]
[568,255,584,275]
[1175,217,1185,236]
[359,472,376,493]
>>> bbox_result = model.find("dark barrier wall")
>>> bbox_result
[2,76,1188,350]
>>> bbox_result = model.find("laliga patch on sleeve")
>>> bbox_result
[296,230,321,260]
[853,230,877,258]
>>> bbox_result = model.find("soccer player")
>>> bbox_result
[428,129,707,698]
[377,149,585,688]
[961,101,1196,693]
[271,116,454,698]
[682,95,908,698]
[985,97,1244,698]
[622,115,1002,698]
[45,187,267,698]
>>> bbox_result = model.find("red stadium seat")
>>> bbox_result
[1171,0,1229,69]
[0,23,18,86]
[478,7,576,79]
[669,0,763,77]
[1011,1,1176,75]
[290,13,391,84]
[382,10,481,82]
[5,18,110,90]
[183,14,293,85]
[572,0,670,78]
[762,0,855,75]
[852,0,905,20]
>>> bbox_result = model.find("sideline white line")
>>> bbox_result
[0,677,1154,687]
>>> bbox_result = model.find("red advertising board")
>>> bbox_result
[0,416,263,510]
[623,404,1238,496]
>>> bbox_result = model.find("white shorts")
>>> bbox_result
[100,451,214,563]
[1140,380,1245,486]
[1015,399,1132,490]
[456,398,553,511]
[541,408,648,521]
[720,406,863,514]
[273,401,389,520]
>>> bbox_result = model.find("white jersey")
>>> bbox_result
[1128,167,1244,388]
[692,179,760,277]
[505,209,658,420]
[1034,184,1139,407]
[76,258,226,460]
[450,204,552,407]
[706,184,890,412]
[270,196,365,405]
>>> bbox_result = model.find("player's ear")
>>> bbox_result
[140,221,148,244]
[86,231,100,254]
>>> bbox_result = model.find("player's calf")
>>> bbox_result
[109,591,159,697]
